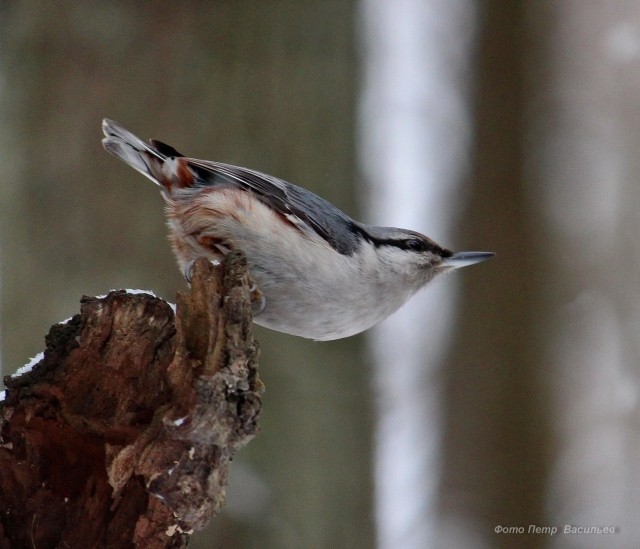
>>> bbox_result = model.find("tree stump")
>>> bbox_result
[0,253,263,548]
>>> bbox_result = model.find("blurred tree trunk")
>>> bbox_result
[358,1,476,548]
[439,1,640,548]
[0,2,372,548]
[438,2,551,548]
[527,2,640,548]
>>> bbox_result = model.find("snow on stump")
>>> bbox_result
[0,253,263,548]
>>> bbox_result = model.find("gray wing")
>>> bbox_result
[187,159,363,256]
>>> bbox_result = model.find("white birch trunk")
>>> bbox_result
[358,1,476,546]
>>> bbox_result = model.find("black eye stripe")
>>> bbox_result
[354,224,453,257]
[370,237,442,254]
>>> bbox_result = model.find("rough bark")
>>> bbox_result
[0,253,262,549]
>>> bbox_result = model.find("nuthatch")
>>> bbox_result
[102,119,493,341]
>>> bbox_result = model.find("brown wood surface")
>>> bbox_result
[0,254,262,548]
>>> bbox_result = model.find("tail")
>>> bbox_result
[102,119,188,188]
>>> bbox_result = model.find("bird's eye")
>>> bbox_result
[405,239,426,252]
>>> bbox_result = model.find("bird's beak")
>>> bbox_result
[444,251,495,269]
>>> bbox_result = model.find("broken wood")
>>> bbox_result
[0,253,262,548]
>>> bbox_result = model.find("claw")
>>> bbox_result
[249,283,266,316]
[183,260,195,283]
[184,258,222,283]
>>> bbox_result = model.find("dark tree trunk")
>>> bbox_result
[0,254,262,549]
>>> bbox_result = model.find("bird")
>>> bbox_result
[102,119,493,341]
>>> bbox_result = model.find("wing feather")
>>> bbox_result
[186,159,362,256]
